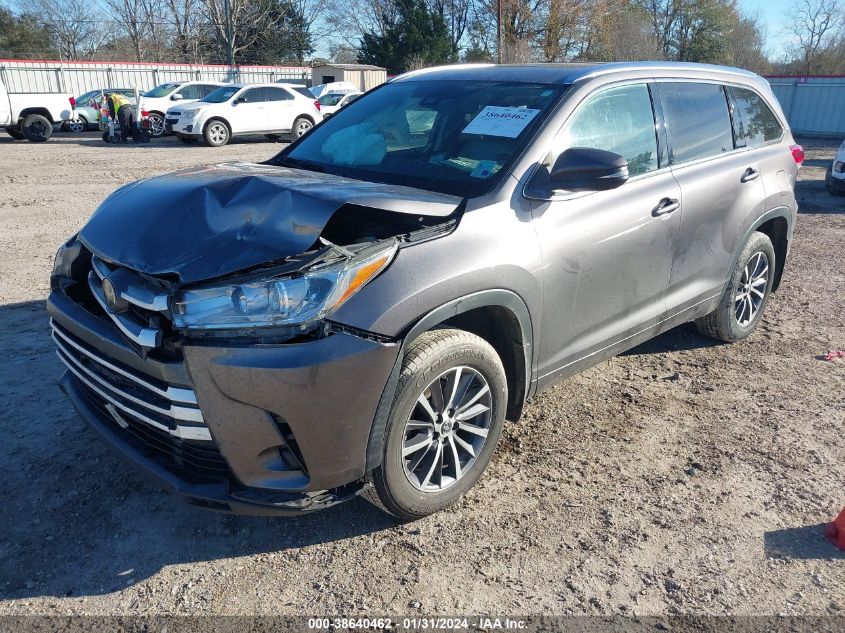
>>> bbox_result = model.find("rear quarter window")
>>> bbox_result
[728,86,783,147]
[660,82,734,164]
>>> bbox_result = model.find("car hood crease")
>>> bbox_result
[78,162,462,283]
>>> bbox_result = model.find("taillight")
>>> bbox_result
[141,110,149,118]
[69,96,76,108]
[790,144,804,165]
[314,99,320,112]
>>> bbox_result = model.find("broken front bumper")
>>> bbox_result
[48,287,400,515]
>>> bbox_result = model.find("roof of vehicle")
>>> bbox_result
[393,62,761,85]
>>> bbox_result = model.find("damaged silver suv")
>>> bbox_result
[49,63,801,520]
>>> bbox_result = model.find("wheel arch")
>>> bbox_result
[204,116,231,133]
[364,289,533,472]
[18,108,54,123]
[725,207,792,296]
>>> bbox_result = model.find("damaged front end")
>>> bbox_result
[48,161,461,514]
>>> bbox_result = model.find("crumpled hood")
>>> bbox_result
[79,162,461,283]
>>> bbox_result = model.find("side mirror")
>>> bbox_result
[549,147,629,192]
[171,93,184,101]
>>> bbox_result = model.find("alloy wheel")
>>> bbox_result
[208,123,228,145]
[66,119,86,133]
[295,119,312,137]
[148,113,165,137]
[401,366,492,492]
[734,251,769,326]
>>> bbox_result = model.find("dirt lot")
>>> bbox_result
[0,132,843,618]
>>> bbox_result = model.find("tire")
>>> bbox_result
[364,329,507,521]
[291,116,313,139]
[147,112,165,137]
[826,168,844,196]
[203,119,230,147]
[695,231,776,342]
[6,127,24,140]
[63,116,87,133]
[265,134,282,141]
[21,113,52,142]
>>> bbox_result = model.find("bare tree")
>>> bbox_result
[785,0,844,75]
[324,0,401,48]
[202,0,275,64]
[430,0,472,56]
[166,0,203,61]
[101,0,149,61]
[33,0,113,59]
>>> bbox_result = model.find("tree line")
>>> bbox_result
[0,0,843,75]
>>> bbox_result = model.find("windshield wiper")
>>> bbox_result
[274,156,325,173]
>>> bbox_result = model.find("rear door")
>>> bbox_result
[726,85,790,211]
[533,82,682,382]
[264,86,296,132]
[230,87,265,133]
[656,81,766,319]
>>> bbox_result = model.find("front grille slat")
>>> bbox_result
[52,321,211,442]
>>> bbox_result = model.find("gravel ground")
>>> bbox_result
[0,132,843,618]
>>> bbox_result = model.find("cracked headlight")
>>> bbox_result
[171,242,398,331]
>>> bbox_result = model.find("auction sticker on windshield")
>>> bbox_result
[462,106,540,137]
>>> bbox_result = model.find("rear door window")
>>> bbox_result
[178,84,204,100]
[660,82,734,164]
[560,83,659,176]
[265,87,293,101]
[728,86,783,147]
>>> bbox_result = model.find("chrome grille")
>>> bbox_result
[52,320,211,442]
[88,255,169,348]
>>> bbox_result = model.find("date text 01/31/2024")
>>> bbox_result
[307,617,529,630]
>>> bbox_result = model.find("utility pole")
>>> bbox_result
[224,0,234,66]
[496,0,502,63]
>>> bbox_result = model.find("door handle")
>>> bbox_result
[653,198,680,216]
[740,167,760,183]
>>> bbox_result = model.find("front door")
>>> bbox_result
[230,87,266,134]
[532,82,682,385]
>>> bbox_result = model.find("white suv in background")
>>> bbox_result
[165,83,322,147]
[142,81,223,136]
[825,138,845,196]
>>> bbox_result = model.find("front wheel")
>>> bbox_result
[364,329,507,521]
[203,120,230,147]
[695,231,776,342]
[63,117,87,133]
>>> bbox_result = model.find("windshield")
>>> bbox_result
[202,86,241,103]
[76,90,99,104]
[274,80,565,197]
[145,83,181,98]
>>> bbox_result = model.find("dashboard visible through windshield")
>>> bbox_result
[271,80,567,198]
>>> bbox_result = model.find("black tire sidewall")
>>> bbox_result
[293,117,312,138]
[722,232,776,340]
[374,332,507,520]
[22,114,52,142]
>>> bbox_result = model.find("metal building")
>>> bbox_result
[310,64,387,92]
[767,75,845,137]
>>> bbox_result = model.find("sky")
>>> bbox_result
[744,0,798,61]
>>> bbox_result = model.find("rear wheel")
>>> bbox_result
[364,329,507,521]
[203,119,229,147]
[21,114,52,142]
[147,112,165,137]
[5,126,24,140]
[292,116,313,138]
[695,231,775,342]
